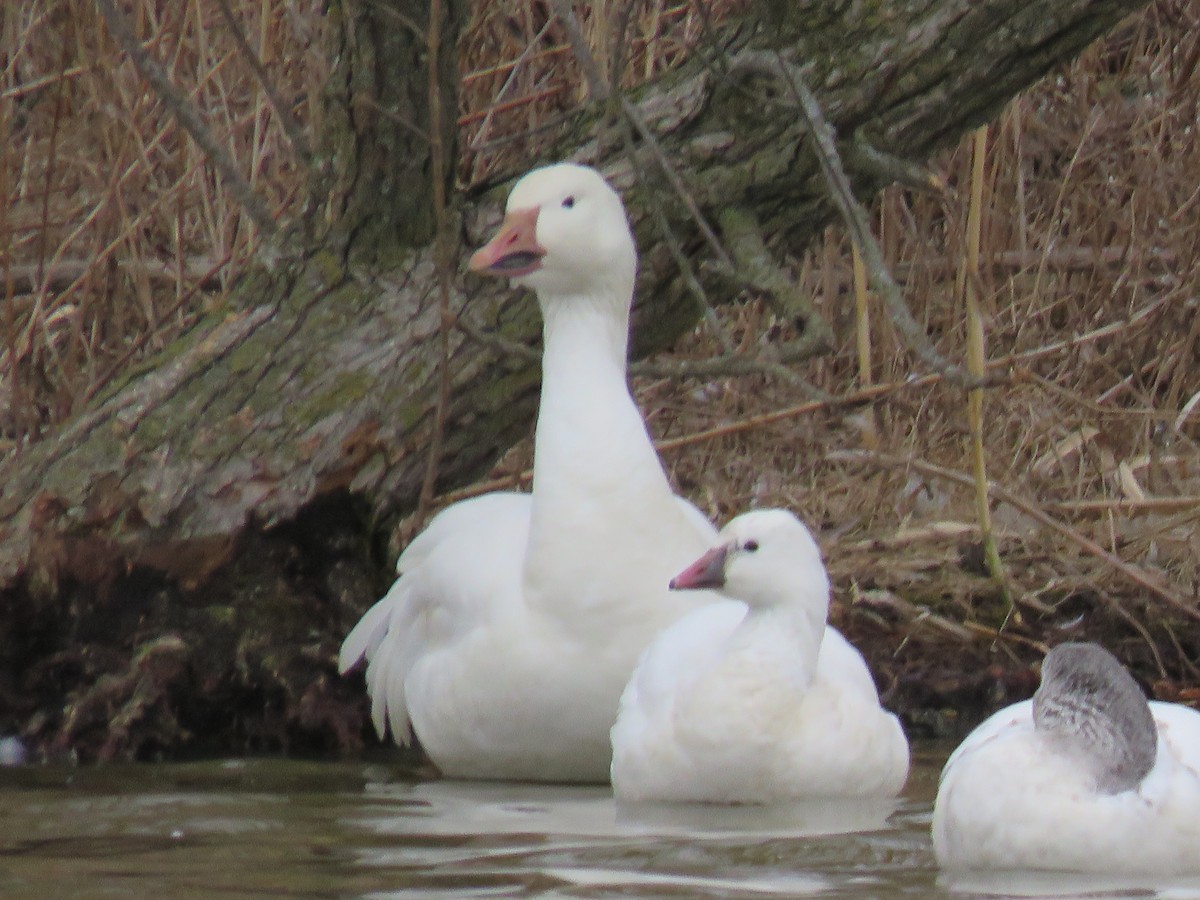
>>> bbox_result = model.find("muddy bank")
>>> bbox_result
[2,487,1192,765]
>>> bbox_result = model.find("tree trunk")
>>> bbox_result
[0,0,1147,759]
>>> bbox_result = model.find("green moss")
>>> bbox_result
[472,366,541,414]
[309,249,348,290]
[226,340,262,375]
[292,371,376,425]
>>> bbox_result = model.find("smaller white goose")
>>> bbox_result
[933,641,1200,874]
[610,509,910,804]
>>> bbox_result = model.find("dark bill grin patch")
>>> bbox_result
[491,251,543,272]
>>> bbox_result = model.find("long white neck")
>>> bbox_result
[683,582,828,727]
[728,583,829,685]
[522,288,701,623]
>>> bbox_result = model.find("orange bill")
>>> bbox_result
[469,207,545,277]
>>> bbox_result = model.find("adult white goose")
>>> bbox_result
[610,509,910,803]
[338,163,719,782]
[933,641,1200,874]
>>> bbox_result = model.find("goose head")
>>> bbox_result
[1033,642,1157,793]
[669,509,830,612]
[469,163,636,303]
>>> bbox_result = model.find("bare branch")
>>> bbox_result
[418,0,454,515]
[213,0,314,167]
[545,4,874,402]
[466,17,557,179]
[631,345,829,389]
[96,0,279,239]
[831,448,1200,624]
[715,206,831,348]
[549,0,736,355]
[754,52,985,388]
[547,0,612,103]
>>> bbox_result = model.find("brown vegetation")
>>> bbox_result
[3,0,1200,755]
[649,5,1200,719]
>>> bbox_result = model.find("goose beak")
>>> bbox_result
[469,207,546,277]
[669,544,729,591]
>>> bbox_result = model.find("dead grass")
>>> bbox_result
[641,3,1200,689]
[1,0,324,440]
[4,0,1200,694]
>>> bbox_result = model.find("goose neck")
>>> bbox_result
[522,289,691,617]
[733,587,828,676]
[539,292,630,375]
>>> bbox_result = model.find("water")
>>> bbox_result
[0,747,1194,899]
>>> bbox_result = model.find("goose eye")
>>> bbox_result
[561,196,576,209]
[743,540,759,552]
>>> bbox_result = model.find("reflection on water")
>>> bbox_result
[940,870,1200,898]
[0,748,1194,898]
[350,779,922,897]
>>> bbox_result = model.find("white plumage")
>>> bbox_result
[610,509,910,803]
[339,164,718,782]
[933,641,1200,874]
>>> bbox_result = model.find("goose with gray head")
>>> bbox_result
[610,509,910,803]
[337,163,721,782]
[933,641,1200,874]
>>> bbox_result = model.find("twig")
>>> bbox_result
[0,75,24,448]
[1049,497,1200,516]
[34,34,71,292]
[854,586,1048,653]
[636,170,737,355]
[549,1,843,393]
[33,148,223,341]
[4,258,224,295]
[617,97,734,271]
[962,124,1016,617]
[549,0,737,355]
[762,52,983,388]
[830,448,1200,624]
[83,253,236,404]
[715,206,832,350]
[466,17,557,182]
[608,0,643,89]
[96,0,278,239]
[652,377,916,453]
[630,341,828,382]
[851,244,873,390]
[213,0,314,167]
[851,586,980,643]
[850,241,882,444]
[892,245,1178,278]
[547,0,612,103]
[418,0,454,517]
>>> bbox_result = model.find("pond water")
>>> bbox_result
[0,746,1196,899]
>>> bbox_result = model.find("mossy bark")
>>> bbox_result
[0,0,1147,760]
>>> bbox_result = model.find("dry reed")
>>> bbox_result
[4,0,1200,691]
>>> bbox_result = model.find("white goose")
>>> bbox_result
[338,163,719,782]
[933,641,1200,874]
[610,509,910,803]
